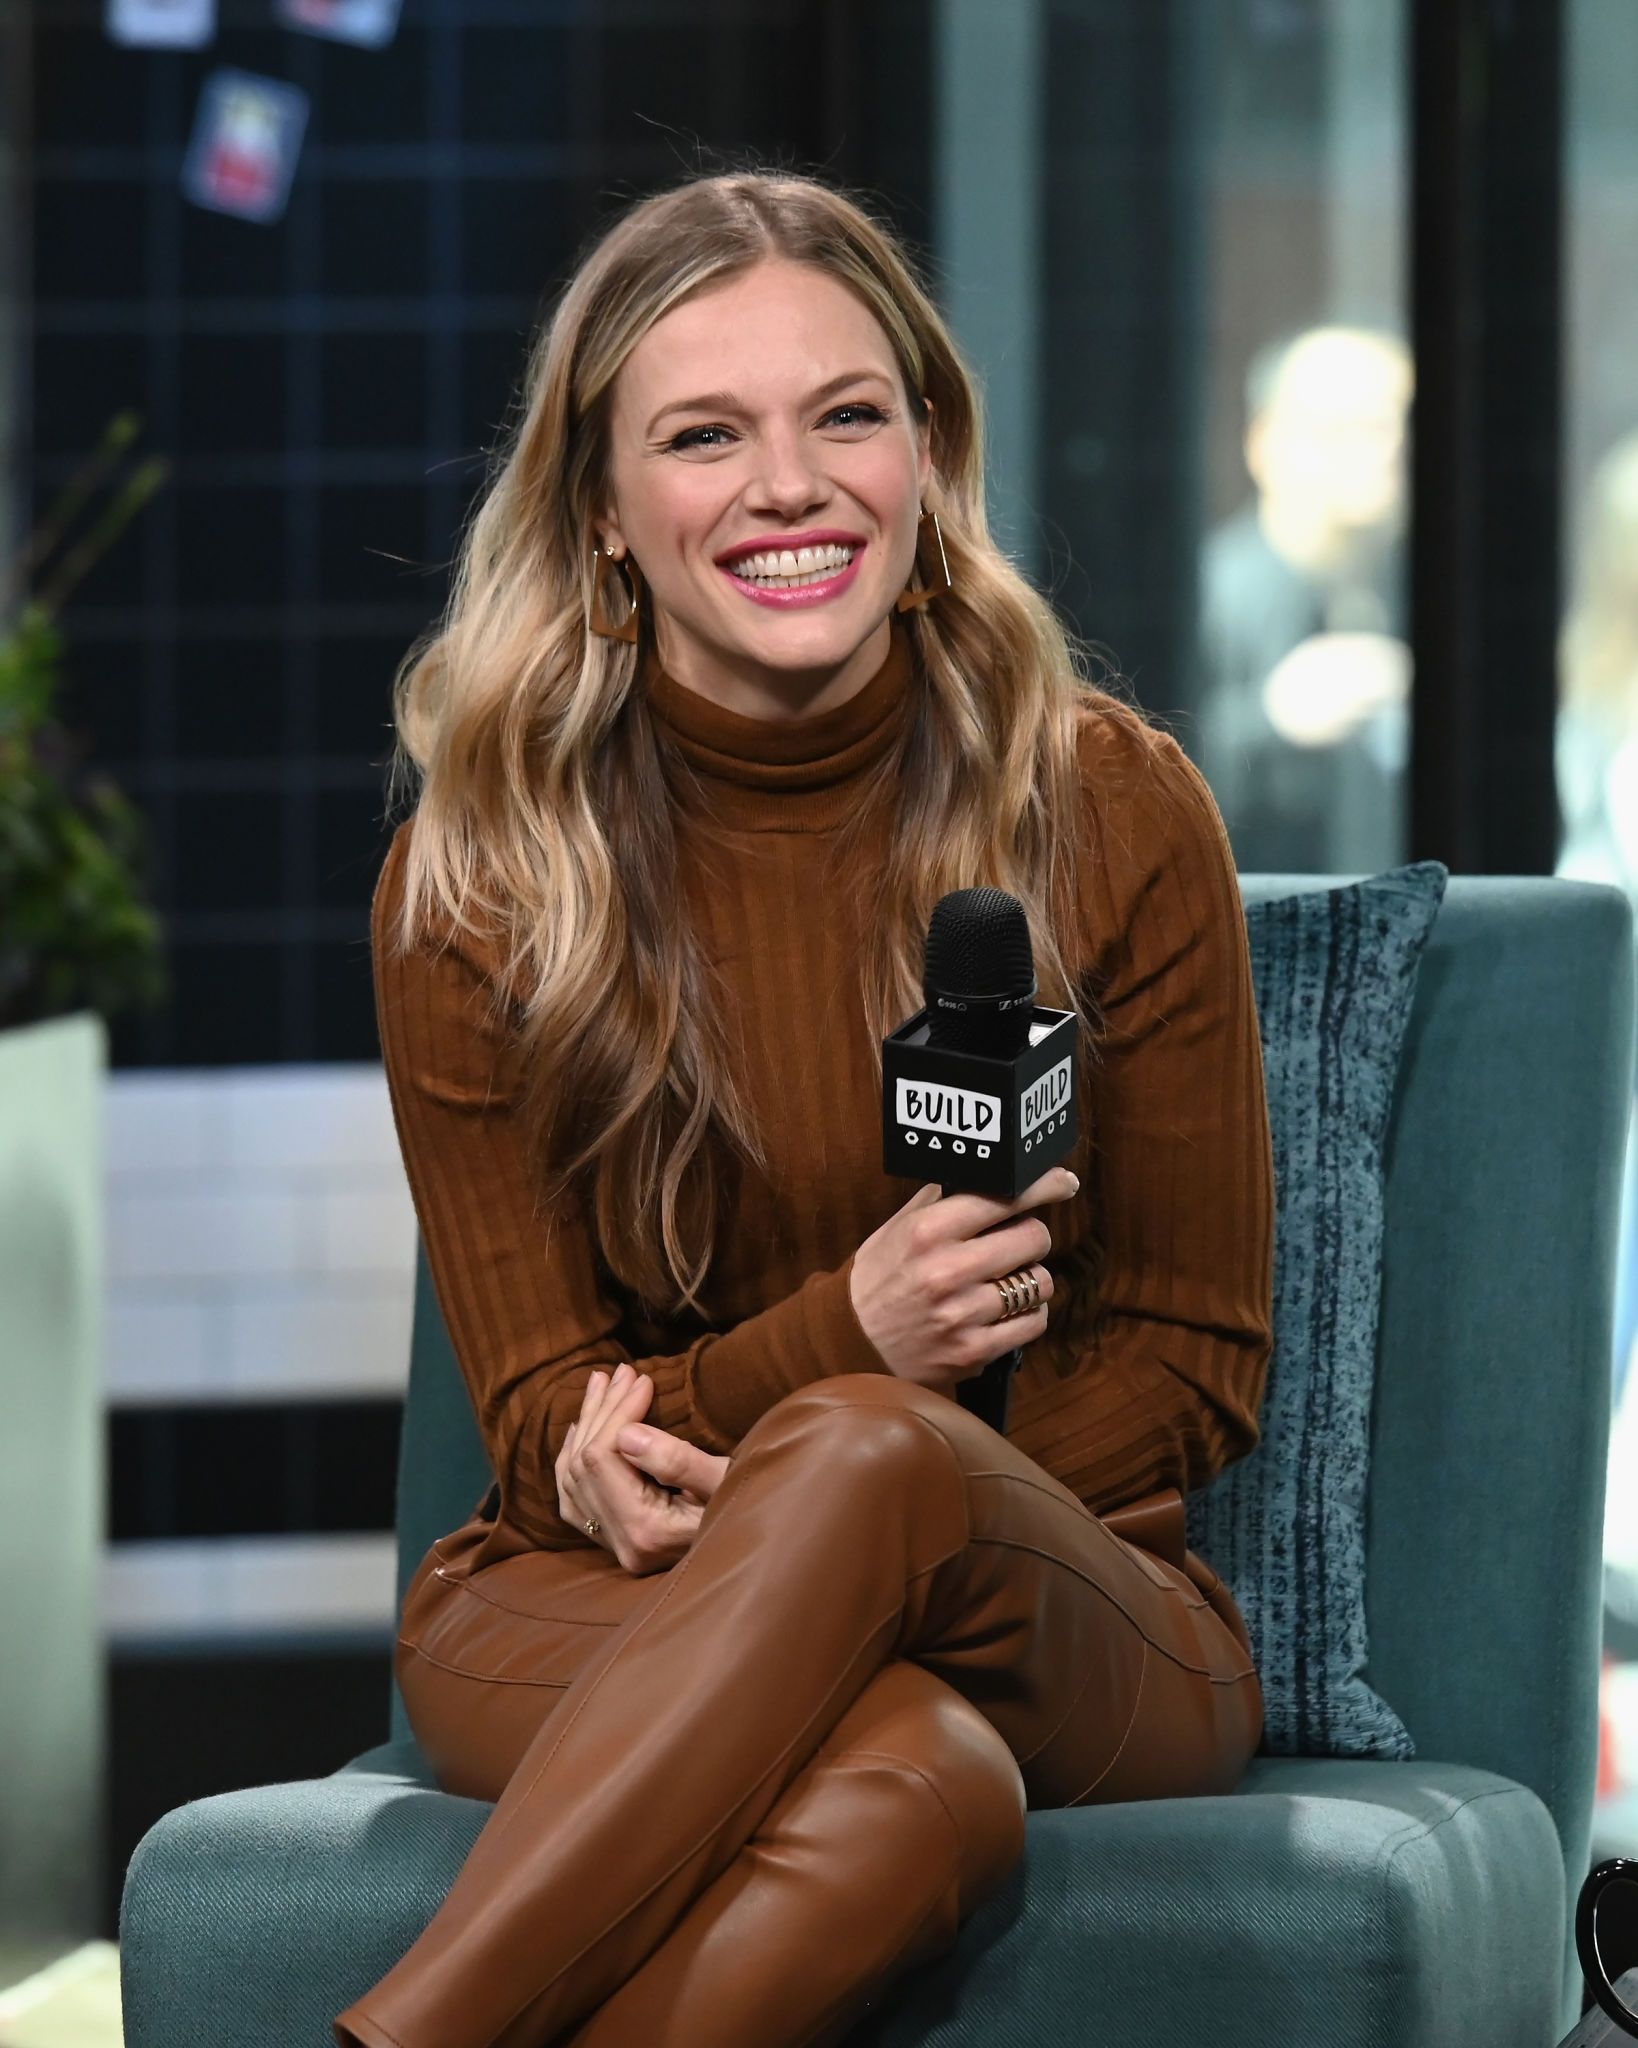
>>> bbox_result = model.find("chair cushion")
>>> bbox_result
[863,1754,1566,2048]
[118,1741,479,2048]
[1189,863,1448,1758]
[119,1744,1562,2048]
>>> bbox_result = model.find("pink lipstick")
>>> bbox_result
[720,543,866,610]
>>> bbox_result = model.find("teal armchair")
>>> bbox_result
[120,875,1636,2048]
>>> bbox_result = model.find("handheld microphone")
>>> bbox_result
[880,888,1082,1436]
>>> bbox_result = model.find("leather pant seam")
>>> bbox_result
[820,1747,968,1862]
[396,1635,572,1689]
[969,1467,1218,1620]
[1065,1638,1151,1807]
[969,1531,1254,1683]
[397,1542,964,1695]
[425,1565,627,1627]
[339,2004,413,2048]
[1011,1625,1112,1769]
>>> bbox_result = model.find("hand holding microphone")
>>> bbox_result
[869,885,1083,1435]
[848,1165,1077,1396]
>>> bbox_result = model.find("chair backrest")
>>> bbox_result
[392,877,1638,1900]
[389,1242,491,1741]
[1239,873,1633,1933]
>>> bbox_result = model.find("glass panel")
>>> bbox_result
[938,4,1410,879]
[1563,0,1638,1860]
[940,1,1409,876]
[1189,0,1411,877]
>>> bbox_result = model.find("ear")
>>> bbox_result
[916,394,934,498]
[596,506,628,560]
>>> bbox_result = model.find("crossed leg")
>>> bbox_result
[560,1656,1024,2048]
[334,1372,1260,2048]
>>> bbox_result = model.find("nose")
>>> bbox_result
[745,418,831,519]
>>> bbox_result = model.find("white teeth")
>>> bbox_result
[726,542,857,583]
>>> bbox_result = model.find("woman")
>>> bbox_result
[335,168,1275,2048]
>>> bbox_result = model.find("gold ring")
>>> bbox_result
[993,1267,1041,1322]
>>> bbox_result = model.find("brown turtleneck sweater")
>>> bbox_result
[372,616,1275,1555]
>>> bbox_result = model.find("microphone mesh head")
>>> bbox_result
[924,888,1035,996]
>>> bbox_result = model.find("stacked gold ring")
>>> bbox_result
[992,1267,1042,1322]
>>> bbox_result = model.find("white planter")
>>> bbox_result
[0,1009,107,1962]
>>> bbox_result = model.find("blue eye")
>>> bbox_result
[667,402,889,453]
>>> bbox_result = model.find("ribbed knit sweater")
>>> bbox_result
[372,615,1276,1558]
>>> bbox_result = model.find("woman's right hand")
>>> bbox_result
[848,1165,1079,1395]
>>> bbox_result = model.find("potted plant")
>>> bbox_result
[0,411,168,1971]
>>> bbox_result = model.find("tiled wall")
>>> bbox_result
[105,1064,413,1403]
[102,1062,412,1641]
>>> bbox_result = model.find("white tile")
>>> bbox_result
[103,1293,221,1402]
[102,1541,213,1637]
[222,1532,397,1629]
[102,1535,398,1642]
[222,1065,400,1173]
[223,1282,413,1398]
[315,1180,418,1276]
[104,1073,224,1176]
[106,1189,309,1283]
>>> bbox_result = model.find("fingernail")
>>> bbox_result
[1068,1172,1080,1192]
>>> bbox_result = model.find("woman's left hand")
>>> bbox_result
[556,1364,732,1576]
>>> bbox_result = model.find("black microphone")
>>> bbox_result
[880,887,1082,1436]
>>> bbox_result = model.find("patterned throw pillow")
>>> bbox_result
[1185,859,1450,1759]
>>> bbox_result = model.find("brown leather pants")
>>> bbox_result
[333,1372,1261,2048]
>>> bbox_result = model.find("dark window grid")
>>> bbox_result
[41,0,602,24]
[116,761,389,791]
[284,21,323,1057]
[31,452,490,488]
[33,297,539,334]
[33,0,909,1066]
[426,5,464,558]
[39,0,782,32]
[47,604,436,637]
[136,55,182,1001]
[153,910,381,943]
[32,141,637,180]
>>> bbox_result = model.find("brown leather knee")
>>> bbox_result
[816,1657,1027,1919]
[736,1373,966,1510]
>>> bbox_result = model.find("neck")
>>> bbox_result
[649,615,895,725]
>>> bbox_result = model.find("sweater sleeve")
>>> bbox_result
[1005,707,1276,1513]
[371,821,893,1552]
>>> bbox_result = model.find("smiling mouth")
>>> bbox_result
[720,541,861,588]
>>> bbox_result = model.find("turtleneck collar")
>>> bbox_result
[640,613,914,835]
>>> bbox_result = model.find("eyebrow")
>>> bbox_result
[646,368,894,436]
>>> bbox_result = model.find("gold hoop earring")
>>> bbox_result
[895,507,953,612]
[589,543,643,643]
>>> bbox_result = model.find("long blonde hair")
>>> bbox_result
[383,167,1139,1322]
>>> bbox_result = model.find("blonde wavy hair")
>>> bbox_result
[381,166,1139,1324]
